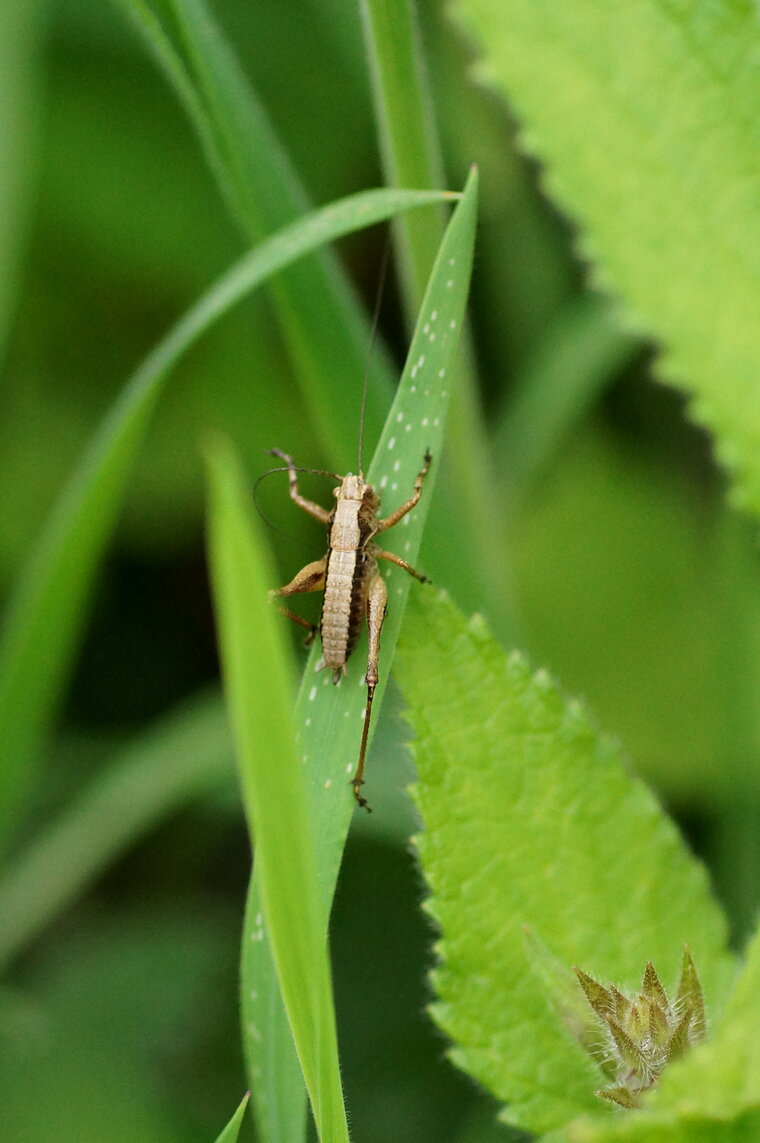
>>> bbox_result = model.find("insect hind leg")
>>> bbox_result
[269,557,326,643]
[351,572,388,812]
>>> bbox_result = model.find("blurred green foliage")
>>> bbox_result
[1,1,759,1141]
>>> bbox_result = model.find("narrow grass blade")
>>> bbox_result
[361,1,513,633]
[241,167,478,1143]
[360,0,446,313]
[0,185,454,848]
[206,438,348,1143]
[212,1093,250,1143]
[0,690,230,971]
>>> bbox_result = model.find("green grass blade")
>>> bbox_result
[498,293,640,504]
[0,690,230,972]
[241,167,478,1143]
[0,185,453,847]
[456,0,760,518]
[361,2,514,632]
[212,1093,250,1143]
[118,0,395,466]
[206,437,348,1143]
[360,0,446,313]
[394,589,735,1136]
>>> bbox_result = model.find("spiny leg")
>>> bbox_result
[375,547,429,583]
[268,448,331,524]
[269,557,326,643]
[352,571,388,812]
[376,449,432,532]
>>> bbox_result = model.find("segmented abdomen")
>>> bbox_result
[320,547,372,672]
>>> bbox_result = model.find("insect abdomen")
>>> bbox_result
[320,547,372,673]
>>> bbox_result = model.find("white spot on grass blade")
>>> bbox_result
[308,685,317,702]
[388,436,396,450]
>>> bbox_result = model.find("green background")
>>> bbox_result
[2,1,758,1141]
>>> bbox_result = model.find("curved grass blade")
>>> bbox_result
[206,437,348,1143]
[212,1093,250,1143]
[126,0,510,636]
[240,166,478,1143]
[0,185,455,848]
[119,0,395,465]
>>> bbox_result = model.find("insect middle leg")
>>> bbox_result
[375,548,429,583]
[352,571,388,812]
[269,557,326,643]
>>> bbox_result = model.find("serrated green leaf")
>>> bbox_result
[394,590,734,1135]
[455,0,760,517]
[212,1093,250,1143]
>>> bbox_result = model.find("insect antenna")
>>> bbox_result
[356,233,392,478]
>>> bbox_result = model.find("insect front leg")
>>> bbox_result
[352,571,388,812]
[269,557,326,643]
[268,448,332,524]
[377,449,432,531]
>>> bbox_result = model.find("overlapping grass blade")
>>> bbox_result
[0,186,453,848]
[122,0,506,628]
[118,0,394,463]
[360,0,511,634]
[240,167,478,1143]
[206,438,348,1143]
